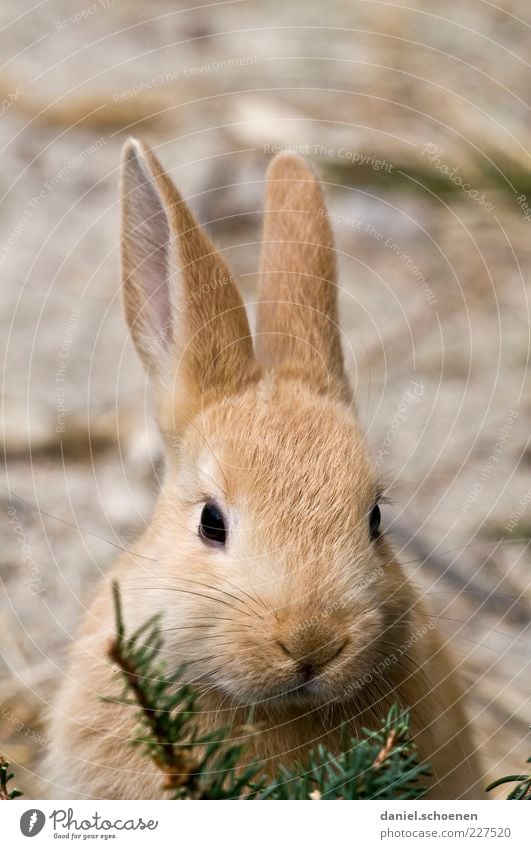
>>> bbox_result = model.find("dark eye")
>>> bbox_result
[199,502,226,546]
[369,503,381,541]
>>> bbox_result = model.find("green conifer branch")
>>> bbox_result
[486,756,531,799]
[0,755,23,800]
[105,582,263,798]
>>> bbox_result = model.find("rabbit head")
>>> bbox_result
[120,140,409,711]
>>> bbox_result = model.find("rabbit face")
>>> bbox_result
[120,140,409,710]
[139,380,405,709]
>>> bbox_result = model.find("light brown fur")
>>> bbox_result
[44,141,484,799]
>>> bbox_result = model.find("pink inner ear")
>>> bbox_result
[123,145,174,348]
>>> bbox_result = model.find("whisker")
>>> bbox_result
[434,628,510,653]
[424,613,528,643]
[168,576,260,618]
[161,618,254,631]
[125,584,252,617]
[3,485,158,561]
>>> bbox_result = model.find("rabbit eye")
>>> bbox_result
[199,502,226,546]
[369,503,381,541]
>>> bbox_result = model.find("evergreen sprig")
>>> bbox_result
[487,756,531,799]
[106,582,262,798]
[0,755,23,800]
[261,705,430,799]
[107,582,430,799]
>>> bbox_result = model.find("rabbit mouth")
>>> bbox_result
[215,670,336,709]
[260,673,340,707]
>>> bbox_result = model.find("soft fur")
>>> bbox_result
[44,141,484,799]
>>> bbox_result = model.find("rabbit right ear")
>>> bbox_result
[120,138,258,433]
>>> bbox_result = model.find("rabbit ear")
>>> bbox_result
[257,154,350,401]
[121,138,257,431]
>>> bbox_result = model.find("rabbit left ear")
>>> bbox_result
[120,138,258,433]
[257,153,350,402]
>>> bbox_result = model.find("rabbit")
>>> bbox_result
[44,139,484,800]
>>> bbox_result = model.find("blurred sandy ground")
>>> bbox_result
[0,0,529,798]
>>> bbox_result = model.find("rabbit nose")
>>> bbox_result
[276,635,348,671]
